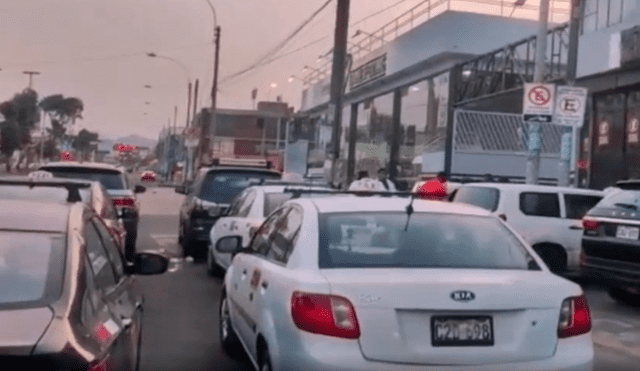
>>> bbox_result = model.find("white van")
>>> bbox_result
[452,183,604,273]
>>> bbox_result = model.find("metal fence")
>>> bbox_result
[453,109,564,153]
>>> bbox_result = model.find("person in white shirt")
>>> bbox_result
[349,171,386,191]
[376,168,397,192]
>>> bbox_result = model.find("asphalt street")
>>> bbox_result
[133,185,640,371]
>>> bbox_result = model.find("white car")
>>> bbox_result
[206,183,336,275]
[451,183,604,273]
[215,197,593,371]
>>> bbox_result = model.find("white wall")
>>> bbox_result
[452,151,561,178]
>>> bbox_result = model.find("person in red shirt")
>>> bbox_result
[417,172,448,201]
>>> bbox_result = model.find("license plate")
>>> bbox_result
[616,225,640,240]
[431,316,494,346]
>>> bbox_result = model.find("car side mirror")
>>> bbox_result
[134,185,146,194]
[216,236,243,254]
[133,252,169,275]
[175,185,187,195]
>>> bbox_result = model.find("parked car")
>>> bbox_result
[452,183,604,273]
[207,182,336,275]
[176,165,281,259]
[38,162,146,261]
[581,180,640,305]
[141,170,157,182]
[0,198,169,370]
[216,196,593,371]
[1,175,128,250]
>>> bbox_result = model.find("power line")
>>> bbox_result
[352,0,417,26]
[220,0,334,84]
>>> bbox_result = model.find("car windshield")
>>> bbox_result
[592,189,640,211]
[0,232,66,306]
[41,168,126,190]
[319,212,534,270]
[452,186,500,212]
[200,171,281,203]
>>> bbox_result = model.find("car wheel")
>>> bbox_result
[219,292,243,358]
[608,288,640,307]
[125,232,138,262]
[259,345,273,371]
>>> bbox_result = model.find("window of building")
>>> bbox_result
[582,0,631,34]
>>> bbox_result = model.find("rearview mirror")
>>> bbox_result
[216,236,242,254]
[175,185,187,194]
[134,185,146,194]
[133,252,169,275]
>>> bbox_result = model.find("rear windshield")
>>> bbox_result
[0,232,66,307]
[0,186,73,203]
[41,167,126,190]
[592,189,640,211]
[200,171,281,203]
[452,186,500,212]
[319,212,534,270]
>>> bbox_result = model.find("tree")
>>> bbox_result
[0,90,40,170]
[73,129,99,160]
[40,95,84,132]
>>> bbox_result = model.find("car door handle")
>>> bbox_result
[569,225,582,230]
[242,269,247,275]
[261,281,268,289]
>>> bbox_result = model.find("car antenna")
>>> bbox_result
[404,192,416,231]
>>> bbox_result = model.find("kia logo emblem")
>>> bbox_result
[451,290,475,302]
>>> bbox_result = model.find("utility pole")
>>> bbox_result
[186,82,192,128]
[329,0,351,186]
[525,0,550,184]
[23,71,40,89]
[174,105,178,134]
[193,79,199,123]
[201,26,220,164]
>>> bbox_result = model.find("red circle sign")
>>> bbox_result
[528,86,551,106]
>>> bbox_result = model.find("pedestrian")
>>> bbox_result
[377,168,397,191]
[417,172,448,201]
[349,170,385,192]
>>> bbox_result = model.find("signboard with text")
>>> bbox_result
[553,86,588,127]
[349,54,387,90]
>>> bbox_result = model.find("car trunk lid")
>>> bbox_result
[319,269,576,366]
[0,307,54,356]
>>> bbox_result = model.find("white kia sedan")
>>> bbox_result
[216,197,593,371]
[207,183,335,276]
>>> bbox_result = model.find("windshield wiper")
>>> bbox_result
[614,203,638,211]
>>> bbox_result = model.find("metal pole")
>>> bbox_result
[210,26,221,160]
[284,119,291,172]
[329,0,350,186]
[186,82,192,128]
[347,103,358,185]
[174,106,178,134]
[193,79,199,123]
[276,117,282,151]
[525,0,550,185]
[39,111,45,164]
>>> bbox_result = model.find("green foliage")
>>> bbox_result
[72,128,99,154]
[40,94,84,127]
[0,89,41,155]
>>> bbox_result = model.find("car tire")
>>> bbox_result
[533,244,567,273]
[125,232,138,262]
[178,221,184,244]
[207,249,223,277]
[259,345,273,371]
[608,288,640,307]
[219,292,243,359]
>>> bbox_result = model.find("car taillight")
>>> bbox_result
[291,291,360,339]
[558,295,591,338]
[582,218,599,231]
[112,197,135,207]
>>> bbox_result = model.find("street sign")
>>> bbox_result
[553,86,588,127]
[523,83,555,121]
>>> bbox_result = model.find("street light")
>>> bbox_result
[353,29,385,43]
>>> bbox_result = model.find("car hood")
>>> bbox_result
[0,307,54,356]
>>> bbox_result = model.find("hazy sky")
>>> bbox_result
[0,0,560,140]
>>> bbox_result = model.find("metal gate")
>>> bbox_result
[451,109,564,181]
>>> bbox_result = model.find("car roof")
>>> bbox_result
[0,175,93,187]
[201,166,282,175]
[247,184,332,193]
[459,182,604,195]
[40,161,122,172]
[0,199,72,232]
[299,196,492,216]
